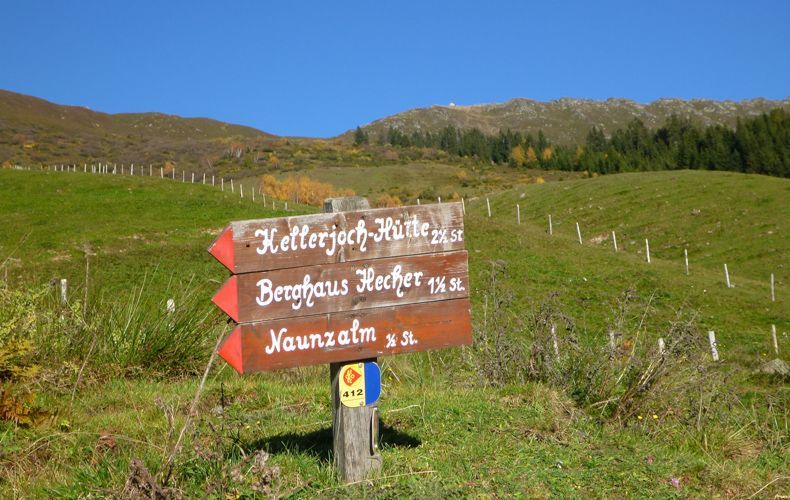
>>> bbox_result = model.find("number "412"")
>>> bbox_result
[342,389,363,398]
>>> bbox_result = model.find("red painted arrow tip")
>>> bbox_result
[212,275,239,322]
[218,326,243,374]
[208,225,235,272]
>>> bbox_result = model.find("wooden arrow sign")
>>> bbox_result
[210,202,473,374]
[217,298,472,373]
[212,251,469,323]
[208,203,465,274]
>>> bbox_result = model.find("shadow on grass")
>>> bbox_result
[249,421,421,464]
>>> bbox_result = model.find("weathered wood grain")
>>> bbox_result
[214,250,469,323]
[217,298,473,373]
[208,203,465,274]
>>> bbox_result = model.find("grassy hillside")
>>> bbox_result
[0,169,787,496]
[0,89,272,168]
[463,170,787,369]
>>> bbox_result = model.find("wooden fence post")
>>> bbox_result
[771,324,779,356]
[684,248,689,275]
[461,197,465,215]
[548,214,553,235]
[645,239,651,263]
[486,198,491,218]
[60,278,68,305]
[612,231,618,252]
[576,222,582,245]
[724,264,732,288]
[708,331,720,361]
[551,324,559,360]
[324,196,382,483]
[770,273,775,302]
[516,204,520,225]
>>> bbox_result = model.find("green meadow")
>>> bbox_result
[0,168,787,497]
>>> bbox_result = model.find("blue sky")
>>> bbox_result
[2,1,788,137]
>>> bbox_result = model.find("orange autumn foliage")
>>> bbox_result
[258,174,354,207]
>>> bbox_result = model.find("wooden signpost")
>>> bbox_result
[208,198,472,482]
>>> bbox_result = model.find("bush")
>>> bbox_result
[1,275,223,381]
[469,262,719,426]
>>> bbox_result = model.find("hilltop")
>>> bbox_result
[0,89,274,167]
[348,97,790,144]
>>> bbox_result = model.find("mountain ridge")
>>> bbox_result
[347,96,790,144]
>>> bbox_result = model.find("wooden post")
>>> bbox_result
[645,239,651,263]
[771,324,779,356]
[285,201,288,211]
[324,196,382,483]
[486,198,491,218]
[548,214,553,235]
[437,196,441,204]
[240,184,244,198]
[191,172,195,183]
[708,331,719,361]
[203,173,206,184]
[576,222,582,245]
[221,178,224,191]
[149,165,152,176]
[252,188,255,201]
[724,264,732,288]
[60,278,68,305]
[212,175,215,186]
[160,167,164,178]
[684,248,689,275]
[612,231,618,252]
[131,164,134,176]
[231,179,234,193]
[516,204,521,224]
[770,273,775,302]
[461,198,465,215]
[172,168,176,180]
[182,171,185,182]
[551,324,559,360]
[417,198,420,205]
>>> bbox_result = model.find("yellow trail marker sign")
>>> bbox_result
[339,363,365,407]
